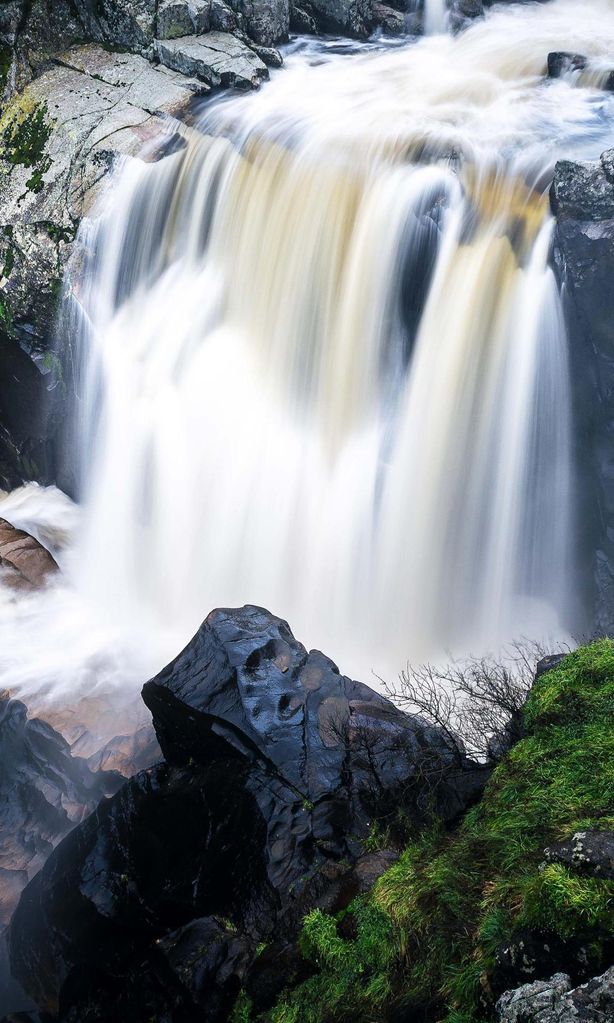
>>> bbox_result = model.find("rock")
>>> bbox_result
[238,0,289,45]
[0,518,58,589]
[551,155,614,636]
[544,831,614,881]
[0,692,121,929]
[303,0,372,38]
[73,0,158,56]
[496,967,614,1022]
[157,0,211,38]
[9,606,489,1020]
[551,158,614,223]
[289,2,318,33]
[448,0,484,32]
[547,52,614,90]
[154,32,269,89]
[548,51,587,78]
[492,928,606,997]
[373,3,406,34]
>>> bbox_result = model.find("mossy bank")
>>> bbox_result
[256,641,614,1023]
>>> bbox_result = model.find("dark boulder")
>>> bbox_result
[547,52,614,91]
[492,928,608,998]
[548,51,587,78]
[8,606,490,1021]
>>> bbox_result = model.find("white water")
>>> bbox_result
[2,0,614,721]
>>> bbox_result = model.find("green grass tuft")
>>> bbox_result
[264,640,614,1023]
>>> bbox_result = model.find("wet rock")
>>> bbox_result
[551,154,614,636]
[0,693,121,929]
[9,606,489,1020]
[496,967,614,1022]
[448,0,484,32]
[305,0,372,38]
[373,3,406,34]
[157,0,212,38]
[544,831,614,881]
[0,518,57,589]
[548,51,587,78]
[154,32,269,89]
[547,52,614,90]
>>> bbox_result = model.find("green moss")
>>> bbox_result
[267,640,614,1023]
[0,94,52,194]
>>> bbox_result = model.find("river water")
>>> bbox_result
[2,0,614,728]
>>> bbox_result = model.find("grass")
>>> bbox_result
[258,639,614,1023]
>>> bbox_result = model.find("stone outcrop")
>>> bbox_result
[155,32,268,88]
[0,517,58,589]
[496,968,614,1023]
[7,605,489,1021]
[551,151,614,636]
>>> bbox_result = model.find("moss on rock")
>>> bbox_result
[0,92,52,192]
[264,640,614,1023]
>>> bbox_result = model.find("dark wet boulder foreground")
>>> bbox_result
[7,605,490,1021]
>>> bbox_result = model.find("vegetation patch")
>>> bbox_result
[263,640,614,1023]
[0,93,53,193]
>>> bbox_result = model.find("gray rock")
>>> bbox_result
[544,831,614,880]
[551,155,614,636]
[373,3,406,35]
[157,0,212,39]
[154,31,268,89]
[238,0,289,45]
[290,2,318,33]
[73,0,158,55]
[496,968,614,1022]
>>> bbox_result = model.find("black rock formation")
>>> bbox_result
[8,605,490,1021]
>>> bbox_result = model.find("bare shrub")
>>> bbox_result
[381,639,569,763]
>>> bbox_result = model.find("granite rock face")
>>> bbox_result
[8,605,489,1021]
[155,32,268,88]
[551,152,614,636]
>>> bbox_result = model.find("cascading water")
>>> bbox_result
[2,0,614,717]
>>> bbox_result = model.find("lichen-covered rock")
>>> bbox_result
[157,0,212,38]
[544,831,614,881]
[154,31,268,88]
[73,0,158,55]
[496,968,614,1022]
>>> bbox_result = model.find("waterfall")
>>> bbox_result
[3,0,614,704]
[423,0,448,34]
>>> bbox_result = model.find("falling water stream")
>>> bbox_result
[2,0,614,733]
